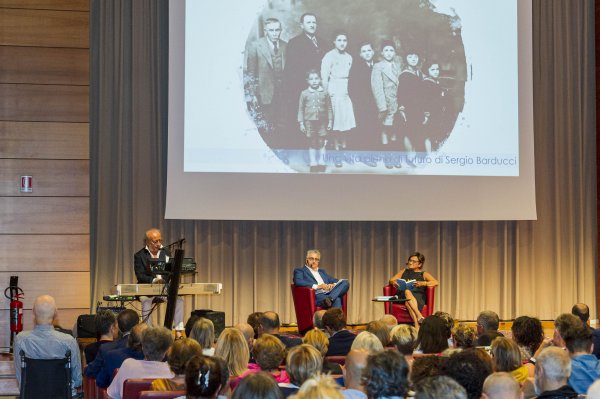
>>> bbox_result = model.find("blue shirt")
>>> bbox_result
[14,324,82,391]
[568,353,600,394]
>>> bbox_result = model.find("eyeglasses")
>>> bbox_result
[407,260,420,264]
[307,257,321,262]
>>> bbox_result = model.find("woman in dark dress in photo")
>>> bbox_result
[388,252,438,327]
[396,50,428,153]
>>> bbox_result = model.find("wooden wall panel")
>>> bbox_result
[0,84,88,122]
[0,46,88,85]
[0,197,88,234]
[0,272,90,309]
[0,159,88,196]
[0,235,89,271]
[0,8,88,48]
[0,0,89,12]
[0,121,88,159]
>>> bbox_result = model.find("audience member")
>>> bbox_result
[414,375,467,399]
[234,334,289,386]
[476,310,503,346]
[14,295,82,396]
[379,314,398,330]
[511,315,544,376]
[302,328,342,374]
[433,311,454,345]
[350,331,384,354]
[288,374,343,399]
[533,346,577,398]
[366,320,391,347]
[96,323,147,388]
[235,322,256,359]
[410,355,447,386]
[551,313,583,349]
[232,371,283,399]
[490,337,528,383]
[85,308,139,378]
[107,326,174,399]
[248,312,265,339]
[481,372,523,399]
[452,323,476,349]
[84,310,118,363]
[362,350,409,399]
[189,317,216,355]
[184,355,230,399]
[281,344,323,398]
[389,324,417,362]
[313,310,326,331]
[259,311,302,348]
[151,337,202,391]
[416,315,449,354]
[571,303,600,359]
[563,323,600,393]
[342,349,369,399]
[443,348,493,399]
[322,308,356,356]
[214,327,250,379]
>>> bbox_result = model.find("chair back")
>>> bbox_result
[122,378,154,399]
[324,355,346,365]
[139,390,186,399]
[19,349,72,399]
[382,285,436,323]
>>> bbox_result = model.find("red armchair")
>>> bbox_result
[291,284,347,334]
[383,285,436,323]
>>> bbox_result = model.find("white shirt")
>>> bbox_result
[305,265,325,290]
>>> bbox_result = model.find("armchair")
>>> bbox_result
[382,285,436,323]
[290,284,347,334]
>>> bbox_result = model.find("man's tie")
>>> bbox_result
[273,41,279,54]
[311,36,318,48]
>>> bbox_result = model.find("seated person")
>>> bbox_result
[151,338,202,391]
[388,252,438,327]
[96,323,147,388]
[14,295,82,397]
[258,311,302,348]
[293,249,349,309]
[183,355,230,399]
[134,228,183,327]
[84,310,118,364]
[323,308,356,357]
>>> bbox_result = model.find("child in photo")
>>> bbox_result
[298,70,333,172]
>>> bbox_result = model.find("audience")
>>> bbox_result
[183,355,230,399]
[214,327,250,380]
[84,310,118,364]
[350,331,384,354]
[379,314,398,330]
[96,323,147,388]
[248,312,265,339]
[322,308,356,356]
[366,320,391,347]
[152,337,202,391]
[452,323,476,349]
[107,326,174,399]
[302,328,342,374]
[481,372,523,399]
[313,309,327,330]
[533,346,577,398]
[259,311,302,348]
[511,315,544,376]
[232,371,283,399]
[280,344,323,398]
[414,375,467,399]
[342,349,369,399]
[476,310,503,346]
[433,311,454,347]
[572,303,600,360]
[416,315,449,354]
[551,313,583,349]
[490,337,528,383]
[288,374,344,399]
[189,317,216,355]
[443,348,493,399]
[563,323,600,394]
[389,324,418,363]
[410,355,447,387]
[362,350,409,399]
[236,322,256,356]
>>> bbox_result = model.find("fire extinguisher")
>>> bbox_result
[5,276,24,351]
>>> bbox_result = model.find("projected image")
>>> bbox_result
[243,0,466,173]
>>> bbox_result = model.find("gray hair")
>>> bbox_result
[536,346,571,382]
[142,326,173,361]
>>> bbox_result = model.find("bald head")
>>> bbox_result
[344,349,369,391]
[572,303,590,324]
[482,372,523,399]
[33,295,57,325]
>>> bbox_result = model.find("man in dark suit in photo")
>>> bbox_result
[284,12,323,145]
[246,17,287,139]
[293,249,349,309]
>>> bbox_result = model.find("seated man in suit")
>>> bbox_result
[293,249,349,309]
[323,308,356,356]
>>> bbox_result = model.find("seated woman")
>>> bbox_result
[350,331,384,354]
[179,354,229,399]
[152,337,202,391]
[302,329,342,374]
[415,315,449,354]
[214,328,250,385]
[189,317,216,356]
[232,371,283,399]
[231,334,289,389]
[390,324,418,365]
[388,252,438,327]
[280,344,323,398]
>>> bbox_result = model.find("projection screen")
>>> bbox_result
[166,0,536,221]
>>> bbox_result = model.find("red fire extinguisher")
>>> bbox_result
[5,276,24,351]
